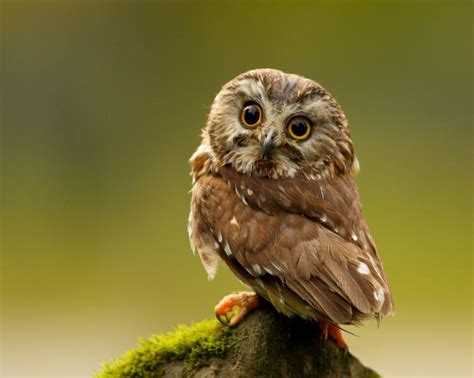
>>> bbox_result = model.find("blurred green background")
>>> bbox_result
[1,1,472,376]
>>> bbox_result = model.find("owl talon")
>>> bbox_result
[214,291,260,327]
[317,320,348,351]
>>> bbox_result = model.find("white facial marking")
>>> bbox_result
[224,242,232,257]
[247,188,253,196]
[357,262,370,275]
[230,216,239,226]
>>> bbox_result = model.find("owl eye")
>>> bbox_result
[241,103,263,128]
[287,116,312,141]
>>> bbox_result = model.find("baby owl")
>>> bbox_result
[188,68,393,348]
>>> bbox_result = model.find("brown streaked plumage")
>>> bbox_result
[188,68,393,345]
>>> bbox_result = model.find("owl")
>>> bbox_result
[188,68,393,348]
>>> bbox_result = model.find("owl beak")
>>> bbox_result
[261,129,277,159]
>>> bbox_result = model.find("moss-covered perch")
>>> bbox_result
[97,304,379,377]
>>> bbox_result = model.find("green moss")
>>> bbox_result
[97,319,232,377]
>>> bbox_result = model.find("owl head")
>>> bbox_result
[201,68,357,179]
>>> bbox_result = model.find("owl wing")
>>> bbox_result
[191,168,394,324]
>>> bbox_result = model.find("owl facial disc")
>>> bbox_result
[205,68,355,179]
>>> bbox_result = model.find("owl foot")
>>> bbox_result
[214,291,260,327]
[317,319,348,351]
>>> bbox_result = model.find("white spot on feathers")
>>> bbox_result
[245,267,255,276]
[197,245,219,280]
[252,264,262,275]
[367,253,383,279]
[187,222,193,238]
[374,289,385,303]
[230,216,239,226]
[277,285,285,303]
[320,187,325,200]
[357,262,370,275]
[223,242,232,257]
[189,239,196,255]
[217,233,223,243]
[351,233,358,242]
[352,155,360,175]
[320,214,327,223]
[271,261,285,273]
[247,188,253,196]
[263,267,273,275]
[241,196,248,206]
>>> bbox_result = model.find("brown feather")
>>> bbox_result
[190,171,394,324]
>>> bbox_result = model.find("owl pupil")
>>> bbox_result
[292,121,308,136]
[244,107,260,125]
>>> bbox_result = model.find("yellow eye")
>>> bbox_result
[287,116,312,141]
[241,103,263,128]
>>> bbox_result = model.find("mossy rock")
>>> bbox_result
[97,305,380,377]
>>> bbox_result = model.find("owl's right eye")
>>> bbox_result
[241,103,263,128]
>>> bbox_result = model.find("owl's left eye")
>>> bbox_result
[287,116,312,141]
[241,103,263,128]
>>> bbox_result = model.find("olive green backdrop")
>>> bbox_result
[1,1,472,376]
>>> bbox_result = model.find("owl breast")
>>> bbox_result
[189,165,393,325]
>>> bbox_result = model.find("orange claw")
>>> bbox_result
[214,291,260,327]
[317,319,348,350]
